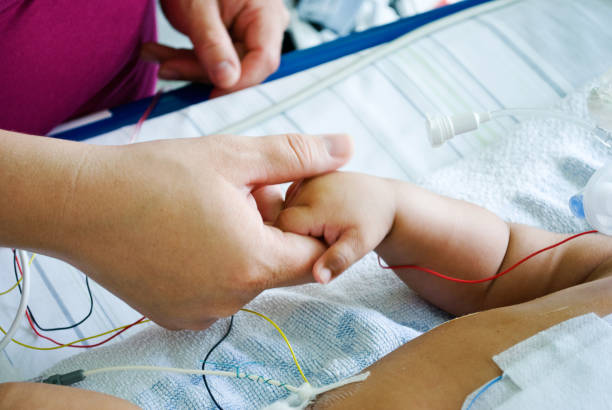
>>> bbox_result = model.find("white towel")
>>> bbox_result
[40,253,450,409]
[419,73,610,232]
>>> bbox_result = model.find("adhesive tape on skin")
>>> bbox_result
[588,68,612,132]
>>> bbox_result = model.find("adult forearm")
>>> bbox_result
[0,129,89,256]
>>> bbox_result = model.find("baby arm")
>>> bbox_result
[277,172,612,315]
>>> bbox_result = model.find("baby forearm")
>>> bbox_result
[377,180,510,277]
[376,180,612,315]
[375,180,510,314]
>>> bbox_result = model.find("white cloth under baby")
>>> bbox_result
[36,253,448,409]
[462,313,612,410]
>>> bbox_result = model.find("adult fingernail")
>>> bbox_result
[322,134,352,158]
[212,60,239,88]
[318,267,332,284]
[158,67,180,80]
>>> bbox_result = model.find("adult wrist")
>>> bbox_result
[0,130,98,258]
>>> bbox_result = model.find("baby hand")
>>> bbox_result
[276,172,396,284]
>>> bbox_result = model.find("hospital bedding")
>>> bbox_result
[2,0,612,408]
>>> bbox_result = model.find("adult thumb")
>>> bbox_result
[189,1,241,88]
[246,133,353,186]
[264,229,327,288]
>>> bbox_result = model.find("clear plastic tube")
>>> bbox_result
[490,108,612,149]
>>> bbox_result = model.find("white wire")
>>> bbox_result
[491,108,597,130]
[214,0,514,135]
[82,365,299,392]
[0,250,31,351]
[490,108,612,149]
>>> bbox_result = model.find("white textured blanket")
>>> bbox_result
[420,77,609,234]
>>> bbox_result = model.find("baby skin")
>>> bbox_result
[276,172,612,408]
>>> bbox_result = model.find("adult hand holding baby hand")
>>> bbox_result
[277,172,398,284]
[53,133,351,330]
[144,0,289,93]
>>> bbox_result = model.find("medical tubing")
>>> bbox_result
[214,0,509,135]
[490,108,612,148]
[465,375,503,410]
[0,250,31,351]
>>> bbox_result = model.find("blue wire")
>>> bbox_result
[466,375,503,410]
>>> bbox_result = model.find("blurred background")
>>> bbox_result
[156,0,464,90]
[280,0,462,50]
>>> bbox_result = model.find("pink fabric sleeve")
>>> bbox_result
[0,0,158,135]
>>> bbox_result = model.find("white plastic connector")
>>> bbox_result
[572,162,612,235]
[426,112,491,147]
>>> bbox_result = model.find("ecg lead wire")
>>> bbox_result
[0,250,31,351]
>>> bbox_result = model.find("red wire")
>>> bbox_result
[24,311,146,348]
[15,229,597,347]
[128,89,163,144]
[378,230,598,284]
[14,253,147,348]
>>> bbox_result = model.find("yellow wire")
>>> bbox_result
[3,255,308,382]
[0,252,36,296]
[0,319,150,351]
[240,308,309,384]
[0,253,152,351]
[0,277,22,296]
[1,306,306,381]
[1,307,305,380]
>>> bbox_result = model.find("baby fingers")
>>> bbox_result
[313,228,369,284]
[276,206,318,237]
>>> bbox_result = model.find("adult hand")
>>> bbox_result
[55,133,352,330]
[143,0,289,94]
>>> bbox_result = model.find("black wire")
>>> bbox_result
[202,315,235,410]
[12,249,94,331]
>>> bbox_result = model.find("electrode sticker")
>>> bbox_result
[462,313,612,410]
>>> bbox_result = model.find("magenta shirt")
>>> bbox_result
[0,0,158,135]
